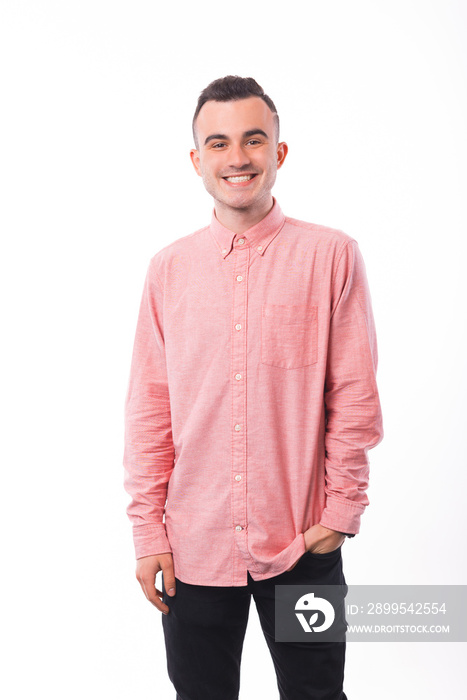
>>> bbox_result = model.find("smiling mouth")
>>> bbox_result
[223,174,257,183]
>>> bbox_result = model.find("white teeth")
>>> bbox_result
[225,175,254,182]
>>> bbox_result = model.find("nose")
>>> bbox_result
[228,143,251,170]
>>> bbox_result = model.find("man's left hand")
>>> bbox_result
[286,525,346,572]
[304,524,346,554]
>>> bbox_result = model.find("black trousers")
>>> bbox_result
[161,547,348,700]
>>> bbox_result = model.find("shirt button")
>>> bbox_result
[235,323,242,331]
[235,525,243,531]
[236,275,243,282]
[234,424,241,431]
[234,474,242,481]
[235,373,242,380]
[222,249,227,254]
[238,238,245,245]
[257,245,263,251]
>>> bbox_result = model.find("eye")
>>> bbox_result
[246,139,262,146]
[212,142,227,149]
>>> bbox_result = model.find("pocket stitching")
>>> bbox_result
[261,303,318,369]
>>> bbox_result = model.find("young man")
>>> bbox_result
[124,76,383,700]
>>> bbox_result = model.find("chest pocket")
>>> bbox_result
[261,303,318,369]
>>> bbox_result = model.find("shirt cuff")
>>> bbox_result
[133,523,172,559]
[319,496,364,536]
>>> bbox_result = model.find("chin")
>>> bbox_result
[226,197,257,211]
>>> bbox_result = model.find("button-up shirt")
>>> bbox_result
[123,200,383,586]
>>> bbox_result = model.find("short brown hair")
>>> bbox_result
[192,75,279,146]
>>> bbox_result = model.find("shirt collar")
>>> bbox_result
[209,198,286,259]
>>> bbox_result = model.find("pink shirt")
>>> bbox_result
[123,200,383,586]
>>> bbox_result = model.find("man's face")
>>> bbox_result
[190,96,288,218]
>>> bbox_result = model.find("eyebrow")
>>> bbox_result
[204,129,269,146]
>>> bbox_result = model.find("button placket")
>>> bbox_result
[230,238,250,578]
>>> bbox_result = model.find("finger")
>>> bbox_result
[162,564,176,597]
[140,578,170,615]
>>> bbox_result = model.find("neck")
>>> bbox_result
[214,196,274,234]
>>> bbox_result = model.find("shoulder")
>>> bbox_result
[148,225,209,274]
[284,215,356,250]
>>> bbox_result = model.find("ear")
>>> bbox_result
[190,148,202,177]
[276,141,288,170]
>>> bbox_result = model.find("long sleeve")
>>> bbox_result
[123,258,175,559]
[319,239,383,535]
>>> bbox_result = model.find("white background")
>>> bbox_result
[1,0,466,697]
